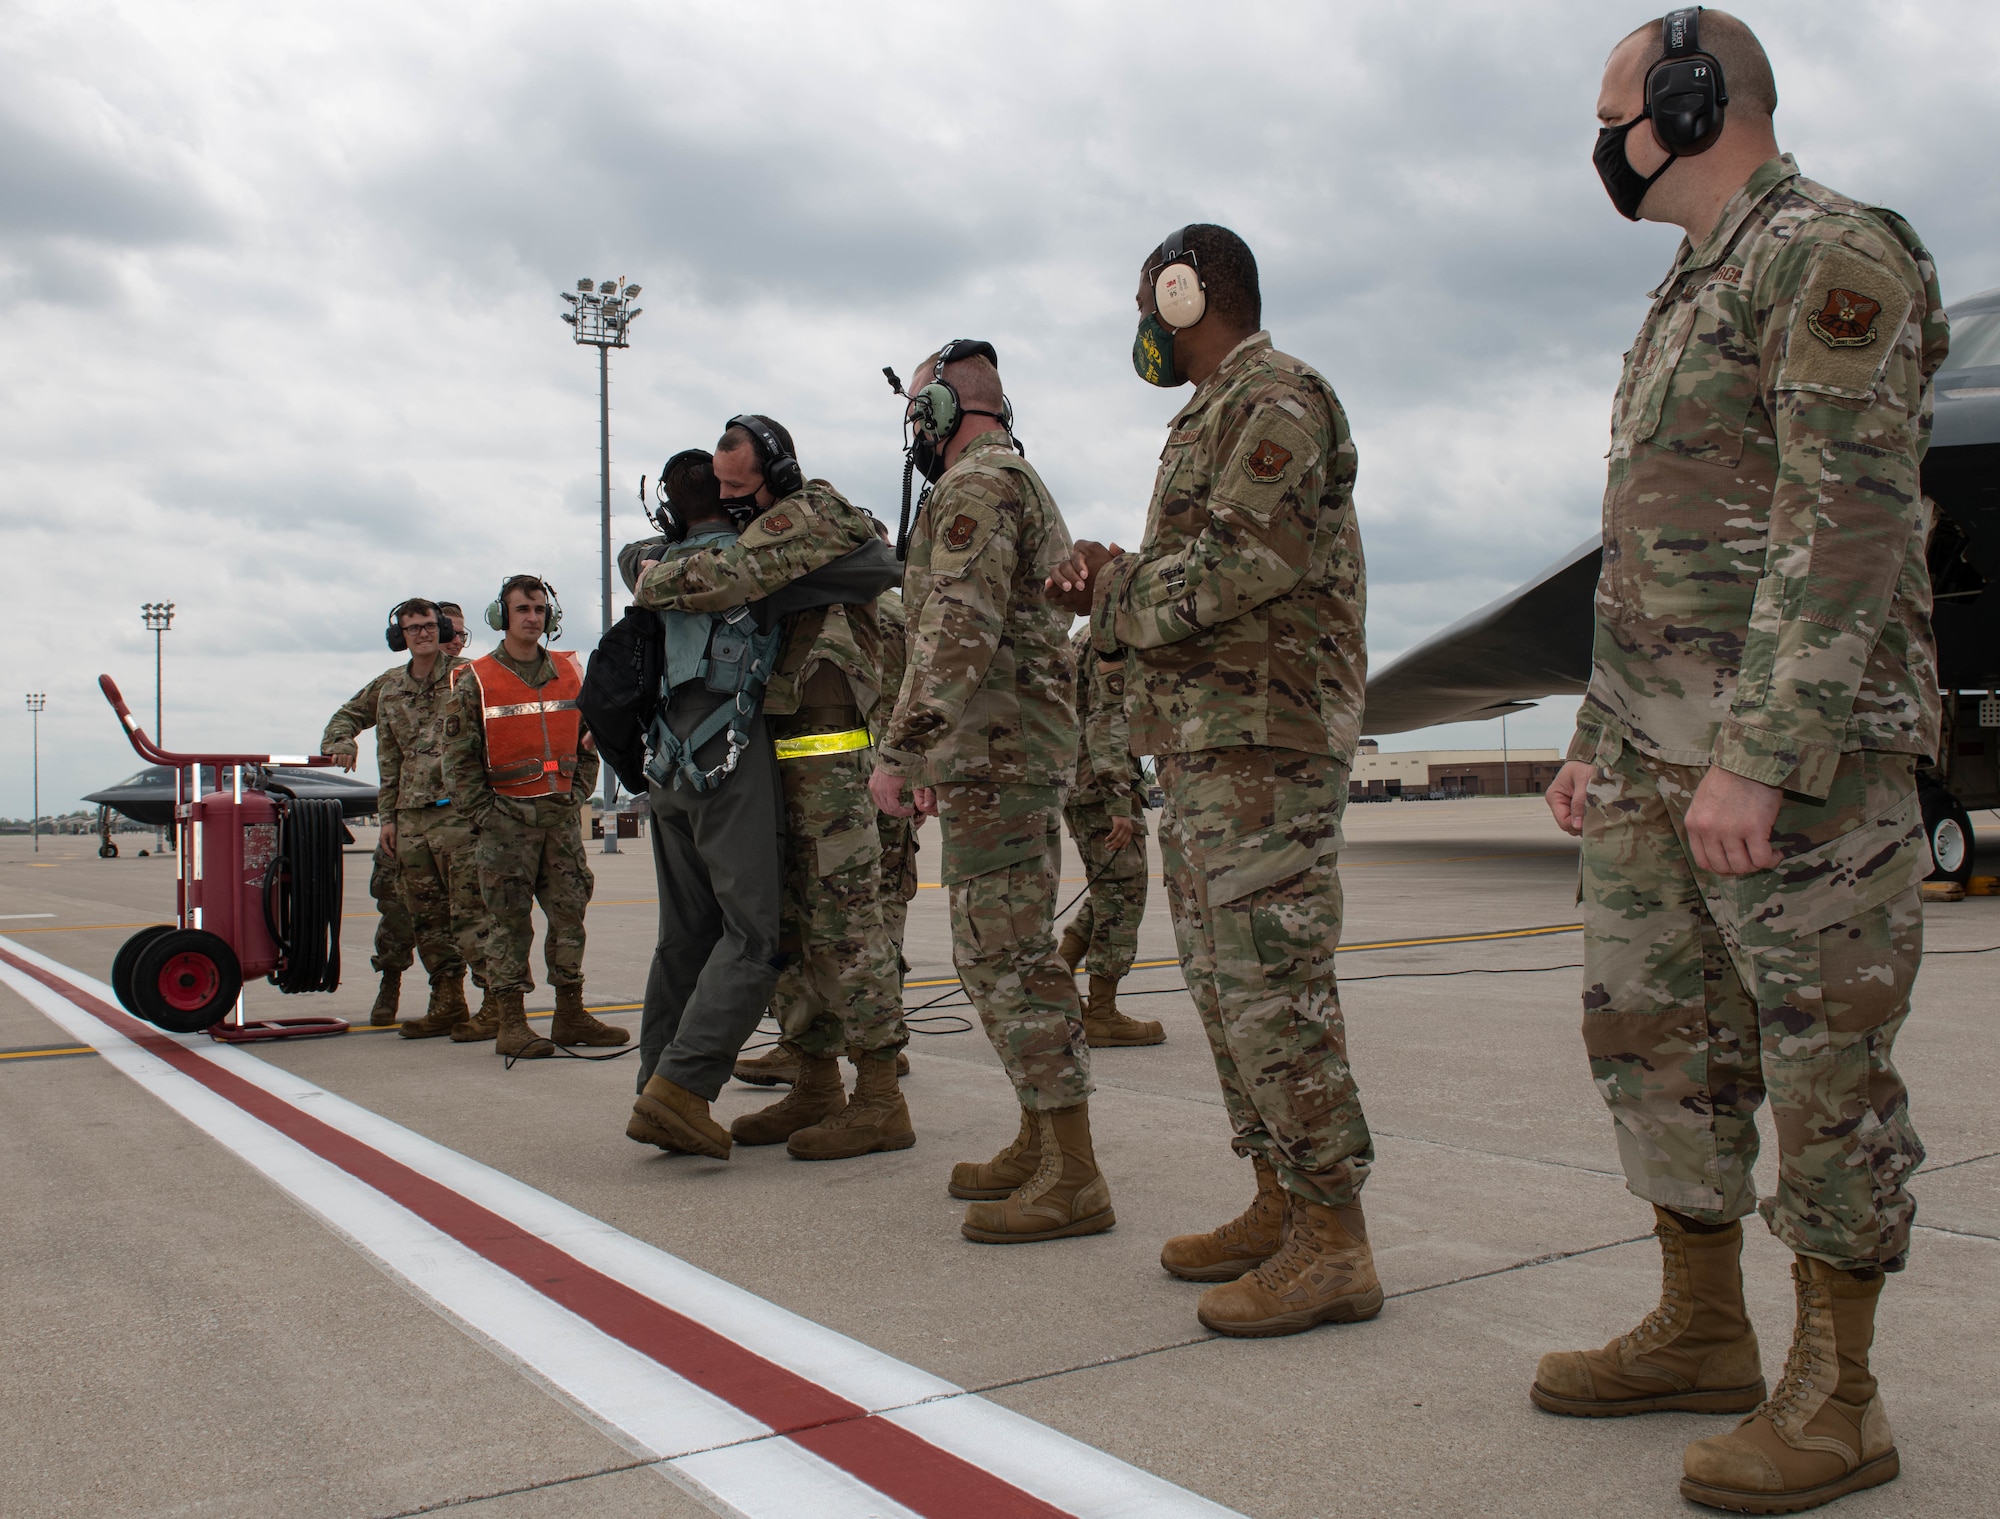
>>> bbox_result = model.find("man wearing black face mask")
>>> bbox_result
[1534,12,1947,1514]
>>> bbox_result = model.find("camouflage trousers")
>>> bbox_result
[368,849,416,975]
[474,796,594,996]
[1061,799,1149,979]
[1580,739,1928,1271]
[1157,748,1370,1208]
[394,806,486,987]
[877,810,920,971]
[771,746,907,1060]
[938,781,1092,1112]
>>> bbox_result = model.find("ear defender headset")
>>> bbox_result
[1133,229,1207,387]
[646,448,718,544]
[725,414,805,500]
[882,339,1017,560]
[1594,8,1729,221]
[483,576,564,640]
[384,601,456,652]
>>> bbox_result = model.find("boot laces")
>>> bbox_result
[1760,1281,1833,1422]
[1623,1230,1690,1350]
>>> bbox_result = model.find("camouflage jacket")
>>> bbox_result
[1068,626,1142,817]
[1571,156,1947,800]
[1089,332,1368,760]
[372,655,469,812]
[633,481,883,720]
[877,431,1077,788]
[320,669,393,759]
[441,647,599,826]
[872,587,907,747]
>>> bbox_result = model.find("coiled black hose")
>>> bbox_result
[264,796,345,993]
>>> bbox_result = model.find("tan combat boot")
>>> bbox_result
[551,984,628,1046]
[493,991,551,1059]
[948,1107,1040,1200]
[369,969,402,1027]
[1160,1155,1286,1282]
[449,984,498,1043]
[1196,1191,1383,1336]
[790,1051,916,1160]
[628,1076,732,1159]
[1082,974,1165,1047]
[1533,1209,1766,1417]
[961,1103,1115,1244]
[1057,921,1087,971]
[731,1054,846,1145]
[734,1040,800,1087]
[397,974,469,1039]
[1680,1258,1898,1513]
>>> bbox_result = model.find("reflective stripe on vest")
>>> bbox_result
[772,727,873,761]
[466,651,584,797]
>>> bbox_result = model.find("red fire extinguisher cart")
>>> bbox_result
[99,675,351,1042]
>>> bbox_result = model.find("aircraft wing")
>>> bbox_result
[1361,537,1599,736]
[85,764,379,826]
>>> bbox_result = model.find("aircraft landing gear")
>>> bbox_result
[1920,778,1976,888]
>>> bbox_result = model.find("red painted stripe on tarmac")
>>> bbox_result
[0,946,1072,1519]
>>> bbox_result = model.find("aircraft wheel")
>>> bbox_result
[99,842,119,859]
[111,925,178,1016]
[130,929,242,1033]
[1921,782,1975,887]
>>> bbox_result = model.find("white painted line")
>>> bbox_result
[0,913,56,919]
[0,936,1246,1519]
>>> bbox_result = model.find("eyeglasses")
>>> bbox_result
[401,621,439,637]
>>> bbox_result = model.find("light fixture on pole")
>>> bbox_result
[559,276,643,853]
[142,601,175,851]
[26,692,45,854]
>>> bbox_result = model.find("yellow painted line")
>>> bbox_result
[0,1046,97,1062]
[902,923,1584,989]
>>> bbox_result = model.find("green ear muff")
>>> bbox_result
[1133,313,1177,387]
[484,598,506,631]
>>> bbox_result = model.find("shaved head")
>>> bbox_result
[1614,9,1777,117]
[913,348,1005,412]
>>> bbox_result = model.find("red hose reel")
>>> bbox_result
[99,675,351,1043]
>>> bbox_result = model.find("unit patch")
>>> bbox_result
[1243,439,1293,482]
[1807,288,1883,349]
[445,716,461,738]
[944,513,979,552]
[762,512,793,534]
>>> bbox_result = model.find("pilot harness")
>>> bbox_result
[643,528,788,793]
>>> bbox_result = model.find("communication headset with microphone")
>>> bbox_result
[882,338,1019,559]
[1646,8,1728,156]
[724,414,804,500]
[384,600,457,652]
[484,576,564,639]
[644,448,718,544]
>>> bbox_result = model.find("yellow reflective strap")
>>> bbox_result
[772,727,874,761]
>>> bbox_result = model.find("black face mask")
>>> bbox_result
[1594,116,1674,222]
[909,436,946,484]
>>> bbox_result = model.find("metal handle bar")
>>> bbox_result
[98,674,336,769]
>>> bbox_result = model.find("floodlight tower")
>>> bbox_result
[559,276,643,852]
[142,601,175,851]
[26,692,45,853]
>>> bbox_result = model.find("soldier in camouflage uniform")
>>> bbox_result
[1051,226,1377,1332]
[1058,623,1162,1047]
[441,576,625,1059]
[633,419,911,1163]
[1531,16,1945,1513]
[872,340,1112,1246]
[323,668,416,1024]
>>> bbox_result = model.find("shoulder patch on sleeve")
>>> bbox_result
[741,506,810,546]
[928,499,1002,577]
[1212,406,1320,520]
[1777,240,1915,399]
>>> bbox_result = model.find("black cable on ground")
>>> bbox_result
[265,796,344,994]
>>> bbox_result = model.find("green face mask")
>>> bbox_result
[1131,313,1178,387]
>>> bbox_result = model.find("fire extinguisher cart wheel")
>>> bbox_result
[111,924,178,1016]
[128,929,244,1034]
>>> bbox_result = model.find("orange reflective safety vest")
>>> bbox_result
[464,650,585,798]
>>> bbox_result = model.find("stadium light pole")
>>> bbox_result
[142,601,174,851]
[559,276,642,853]
[26,693,45,853]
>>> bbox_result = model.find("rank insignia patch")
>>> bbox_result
[1807,288,1882,349]
[944,514,978,552]
[1243,438,1293,482]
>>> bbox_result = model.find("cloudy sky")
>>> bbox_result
[7,0,1999,815]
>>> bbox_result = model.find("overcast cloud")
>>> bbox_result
[7,0,1999,811]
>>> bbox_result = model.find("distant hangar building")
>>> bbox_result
[1349,740,1564,801]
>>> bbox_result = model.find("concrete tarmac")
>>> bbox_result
[2,799,1995,1517]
